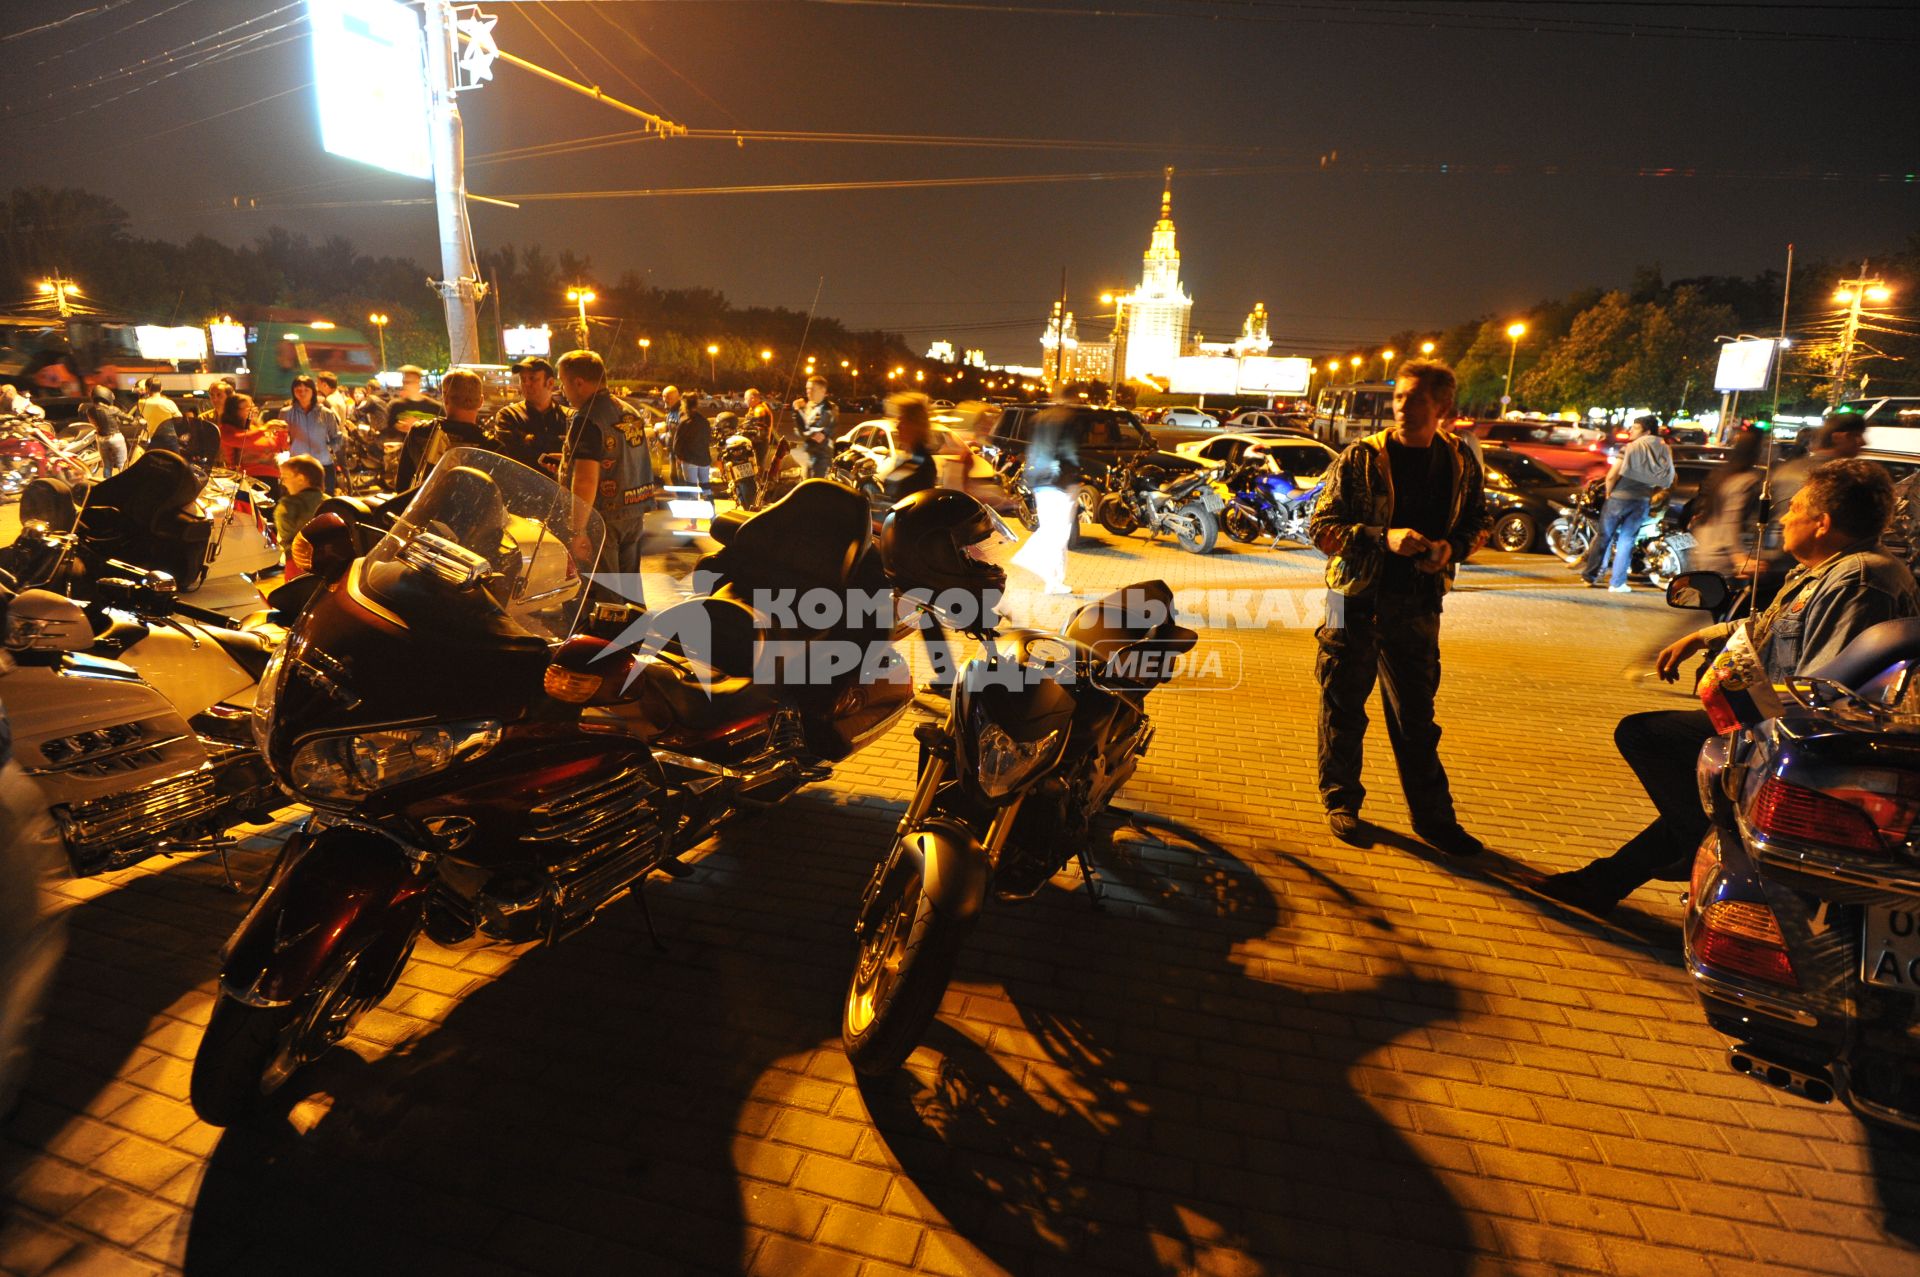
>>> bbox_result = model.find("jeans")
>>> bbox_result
[98,433,128,477]
[679,463,711,492]
[1579,709,1714,898]
[1315,590,1456,828]
[1583,495,1649,588]
[1010,485,1076,591]
[806,444,832,480]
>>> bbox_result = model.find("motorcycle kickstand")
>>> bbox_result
[634,883,668,954]
[213,836,242,893]
[1073,845,1103,913]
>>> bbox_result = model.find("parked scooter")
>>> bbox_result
[1219,456,1322,548]
[842,539,1197,1074]
[1669,570,1920,1132]
[1095,454,1223,554]
[188,455,978,1123]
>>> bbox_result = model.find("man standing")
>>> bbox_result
[1542,459,1918,916]
[1309,359,1492,856]
[136,378,178,435]
[396,368,495,490]
[316,371,354,427]
[793,375,835,479]
[492,357,571,472]
[672,389,713,493]
[1581,415,1675,593]
[384,365,443,439]
[557,349,654,579]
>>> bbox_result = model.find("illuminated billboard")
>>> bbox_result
[209,321,249,357]
[1714,338,1776,393]
[136,326,210,362]
[307,0,432,180]
[503,325,553,358]
[1169,356,1240,396]
[1238,356,1312,395]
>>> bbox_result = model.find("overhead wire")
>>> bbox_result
[34,0,206,67]
[0,0,144,44]
[586,2,741,126]
[534,0,677,118]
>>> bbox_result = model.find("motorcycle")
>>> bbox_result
[1668,570,1920,1133]
[1546,478,1691,588]
[0,415,97,500]
[1095,455,1223,554]
[189,454,962,1123]
[0,564,290,878]
[718,429,761,510]
[842,573,1198,1074]
[1218,457,1322,548]
[993,453,1094,548]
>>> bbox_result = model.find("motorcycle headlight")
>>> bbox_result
[970,704,1062,799]
[250,642,289,756]
[289,720,501,804]
[1549,501,1570,515]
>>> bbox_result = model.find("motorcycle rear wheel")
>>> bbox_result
[842,840,972,1076]
[1222,505,1262,544]
[1545,517,1589,564]
[1097,496,1137,537]
[1174,503,1219,555]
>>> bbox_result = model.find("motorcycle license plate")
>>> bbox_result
[1861,905,1920,992]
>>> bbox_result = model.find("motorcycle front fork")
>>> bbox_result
[898,732,1025,876]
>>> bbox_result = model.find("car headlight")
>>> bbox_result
[289,720,501,803]
[971,707,1062,799]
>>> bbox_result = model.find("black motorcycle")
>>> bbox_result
[841,511,1197,1073]
[1095,455,1223,554]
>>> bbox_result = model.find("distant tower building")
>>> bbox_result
[1233,303,1272,357]
[1117,167,1194,384]
[926,340,957,363]
[963,348,987,369]
[1039,301,1079,392]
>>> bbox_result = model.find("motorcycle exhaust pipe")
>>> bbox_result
[1728,1046,1835,1105]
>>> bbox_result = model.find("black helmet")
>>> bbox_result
[880,488,1012,632]
[91,384,116,405]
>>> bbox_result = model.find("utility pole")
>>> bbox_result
[1829,260,1891,407]
[422,0,482,366]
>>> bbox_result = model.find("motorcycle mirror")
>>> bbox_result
[1665,571,1729,614]
[145,570,178,595]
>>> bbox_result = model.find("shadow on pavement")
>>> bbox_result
[860,813,1477,1275]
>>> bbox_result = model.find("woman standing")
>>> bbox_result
[82,386,130,477]
[282,374,345,493]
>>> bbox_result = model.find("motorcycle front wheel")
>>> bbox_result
[843,839,973,1076]
[1014,496,1040,532]
[1174,503,1219,555]
[1222,505,1262,544]
[1545,517,1590,564]
[190,932,410,1125]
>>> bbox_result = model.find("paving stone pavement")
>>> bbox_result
[5,529,1920,1276]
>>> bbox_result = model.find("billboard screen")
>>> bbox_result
[208,321,249,357]
[1169,355,1240,396]
[308,0,432,180]
[1238,356,1312,395]
[135,326,209,362]
[503,325,552,358]
[1714,338,1775,393]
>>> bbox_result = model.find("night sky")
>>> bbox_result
[1,0,1914,361]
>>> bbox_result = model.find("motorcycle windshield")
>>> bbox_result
[364,447,606,644]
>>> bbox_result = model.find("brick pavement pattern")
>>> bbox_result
[5,530,1920,1276]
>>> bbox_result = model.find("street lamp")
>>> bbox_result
[1381,349,1396,378]
[637,337,651,366]
[1502,322,1527,413]
[706,343,720,386]
[368,312,390,369]
[1326,359,1341,377]
[1830,273,1895,404]
[914,370,925,383]
[565,287,596,350]
[37,276,81,319]
[1349,355,1363,378]
[1420,340,1435,357]
[760,349,774,371]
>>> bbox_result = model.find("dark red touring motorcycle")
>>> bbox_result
[191,449,947,1123]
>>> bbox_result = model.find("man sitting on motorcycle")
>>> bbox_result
[1541,458,1920,916]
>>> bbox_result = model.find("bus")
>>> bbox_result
[1310,380,1393,446]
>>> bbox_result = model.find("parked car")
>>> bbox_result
[1462,420,1612,483]
[1159,407,1220,430]
[1224,409,1308,433]
[1479,446,1580,553]
[983,404,1194,487]
[1174,431,1331,475]
[834,418,996,483]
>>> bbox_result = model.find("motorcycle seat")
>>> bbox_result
[1061,579,1199,689]
[640,595,760,678]
[1807,617,1920,693]
[203,624,275,682]
[629,657,776,740]
[698,479,871,597]
[81,449,201,535]
[19,477,81,531]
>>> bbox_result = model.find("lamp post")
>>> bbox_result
[1419,340,1435,357]
[1349,355,1363,379]
[1380,349,1396,379]
[706,343,720,386]
[1502,322,1527,414]
[1831,271,1893,405]
[637,337,650,367]
[760,349,774,378]
[566,287,595,350]
[368,312,391,369]
[37,276,80,319]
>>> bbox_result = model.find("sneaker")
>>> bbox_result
[1581,577,1602,588]
[1414,822,1485,858]
[1609,583,1632,594]
[1535,867,1622,918]
[1327,810,1370,847]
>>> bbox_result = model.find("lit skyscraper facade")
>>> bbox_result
[1118,168,1193,384]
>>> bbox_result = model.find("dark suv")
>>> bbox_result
[983,404,1191,484]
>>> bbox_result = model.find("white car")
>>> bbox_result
[1224,409,1301,432]
[835,419,995,482]
[1174,432,1337,478]
[1159,407,1220,430]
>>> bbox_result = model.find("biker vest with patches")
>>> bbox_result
[568,391,655,525]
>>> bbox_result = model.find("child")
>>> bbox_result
[275,455,326,574]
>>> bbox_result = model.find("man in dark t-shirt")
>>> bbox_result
[396,369,497,490]
[383,365,444,440]
[492,356,572,472]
